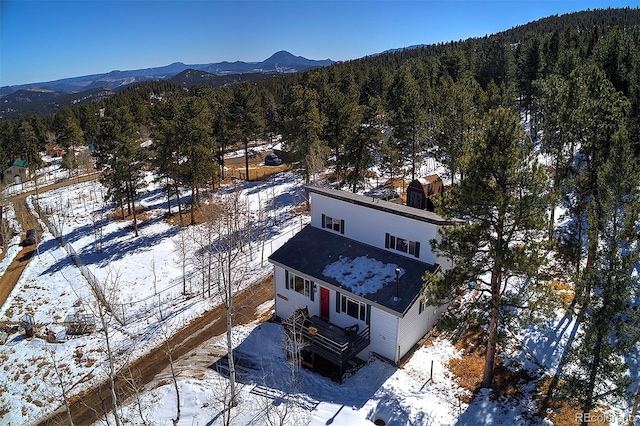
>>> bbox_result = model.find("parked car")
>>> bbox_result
[24,229,37,246]
[264,154,282,166]
[365,187,399,201]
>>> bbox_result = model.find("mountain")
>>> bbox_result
[168,69,281,89]
[0,51,333,96]
[0,87,117,117]
[202,50,333,74]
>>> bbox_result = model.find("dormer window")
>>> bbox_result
[385,233,421,258]
[321,214,344,234]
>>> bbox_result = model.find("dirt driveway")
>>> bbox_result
[0,173,99,310]
[0,171,277,425]
[41,275,274,425]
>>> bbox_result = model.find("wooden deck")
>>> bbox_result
[285,313,370,371]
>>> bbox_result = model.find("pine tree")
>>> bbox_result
[177,95,217,224]
[536,74,575,242]
[388,63,427,181]
[426,107,549,389]
[343,93,385,192]
[430,76,482,186]
[566,64,628,297]
[95,106,147,236]
[230,83,265,182]
[281,84,328,183]
[562,124,640,424]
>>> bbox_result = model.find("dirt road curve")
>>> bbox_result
[40,275,274,426]
[0,197,38,310]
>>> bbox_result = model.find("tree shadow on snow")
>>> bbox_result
[208,322,395,413]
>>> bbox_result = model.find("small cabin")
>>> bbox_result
[3,158,29,185]
[46,144,65,158]
[406,174,444,212]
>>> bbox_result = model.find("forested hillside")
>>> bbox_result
[1,7,639,422]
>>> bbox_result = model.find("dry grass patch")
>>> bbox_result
[448,324,535,403]
[164,201,224,226]
[106,205,150,222]
[535,375,611,426]
[448,351,484,402]
[224,163,290,182]
[448,324,487,402]
[549,280,574,308]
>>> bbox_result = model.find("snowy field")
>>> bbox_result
[0,161,637,425]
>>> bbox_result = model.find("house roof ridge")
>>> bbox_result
[305,185,454,226]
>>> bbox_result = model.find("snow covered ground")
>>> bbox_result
[0,162,637,426]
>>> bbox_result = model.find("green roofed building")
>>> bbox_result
[3,158,29,185]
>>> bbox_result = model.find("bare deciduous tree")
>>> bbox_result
[41,344,75,426]
[89,268,125,426]
[202,186,252,425]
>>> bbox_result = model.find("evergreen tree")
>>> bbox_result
[565,65,628,294]
[281,84,328,183]
[54,106,84,177]
[17,118,41,169]
[94,106,147,236]
[535,74,575,242]
[562,124,640,424]
[175,95,217,224]
[152,93,187,222]
[426,107,549,389]
[322,71,360,179]
[343,93,385,192]
[230,83,265,181]
[430,76,481,186]
[515,34,542,118]
[388,63,427,181]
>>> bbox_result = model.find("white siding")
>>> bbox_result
[369,308,400,363]
[397,301,449,361]
[273,266,320,320]
[310,192,441,265]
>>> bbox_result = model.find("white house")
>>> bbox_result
[268,186,453,374]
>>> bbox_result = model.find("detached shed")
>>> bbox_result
[3,158,29,185]
[45,144,64,158]
[406,174,444,212]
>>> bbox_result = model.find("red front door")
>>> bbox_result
[320,287,330,319]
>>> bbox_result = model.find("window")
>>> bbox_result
[419,298,427,314]
[285,271,314,300]
[385,233,421,258]
[321,214,344,234]
[340,294,368,322]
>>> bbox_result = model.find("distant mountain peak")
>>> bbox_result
[263,51,332,67]
[1,51,334,96]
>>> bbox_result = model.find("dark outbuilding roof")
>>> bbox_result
[268,225,439,317]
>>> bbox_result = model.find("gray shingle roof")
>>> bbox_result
[268,225,438,316]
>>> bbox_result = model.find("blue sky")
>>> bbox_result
[1,0,638,87]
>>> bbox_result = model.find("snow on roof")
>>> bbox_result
[269,226,437,315]
[323,256,404,296]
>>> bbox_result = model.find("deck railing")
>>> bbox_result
[285,315,370,367]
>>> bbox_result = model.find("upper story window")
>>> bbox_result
[285,271,315,300]
[385,233,421,258]
[321,214,344,234]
